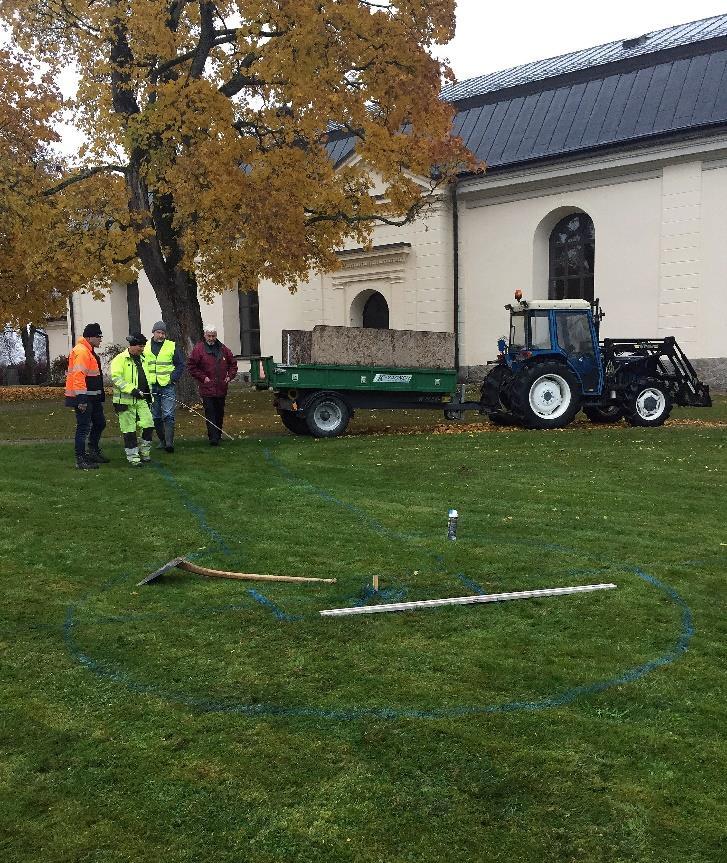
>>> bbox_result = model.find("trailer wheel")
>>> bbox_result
[583,404,624,424]
[624,380,672,427]
[277,409,311,436]
[511,362,581,429]
[305,393,351,438]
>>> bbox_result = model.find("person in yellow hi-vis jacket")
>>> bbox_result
[109,333,155,467]
[143,321,185,453]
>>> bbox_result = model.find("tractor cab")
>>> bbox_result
[501,293,604,395]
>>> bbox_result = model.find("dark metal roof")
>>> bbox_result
[456,48,727,168]
[441,13,727,102]
[325,14,727,171]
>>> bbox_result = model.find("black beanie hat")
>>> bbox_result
[126,333,147,347]
[83,323,102,338]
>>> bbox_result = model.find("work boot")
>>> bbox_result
[164,419,175,453]
[139,440,153,463]
[154,418,166,449]
[125,447,143,467]
[87,446,110,464]
[75,454,99,470]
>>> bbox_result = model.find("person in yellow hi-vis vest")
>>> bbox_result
[109,334,155,467]
[143,321,186,453]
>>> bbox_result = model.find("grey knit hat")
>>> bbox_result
[152,321,167,333]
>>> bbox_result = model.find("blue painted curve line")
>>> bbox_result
[61,565,695,721]
[349,583,408,607]
[246,589,300,622]
[456,574,487,595]
[263,448,412,542]
[150,463,232,555]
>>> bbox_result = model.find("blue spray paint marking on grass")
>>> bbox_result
[456,574,486,595]
[246,590,300,622]
[150,463,232,555]
[350,584,408,607]
[62,562,695,720]
[61,450,697,721]
[262,448,426,544]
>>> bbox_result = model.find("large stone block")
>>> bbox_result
[310,326,455,368]
[692,357,727,392]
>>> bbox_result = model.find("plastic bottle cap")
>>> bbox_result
[448,509,458,518]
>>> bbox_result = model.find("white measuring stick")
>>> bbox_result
[319,583,617,617]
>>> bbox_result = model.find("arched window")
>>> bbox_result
[549,213,595,301]
[362,292,389,329]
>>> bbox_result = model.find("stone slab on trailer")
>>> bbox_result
[282,326,455,369]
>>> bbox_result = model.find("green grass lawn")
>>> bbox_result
[1,400,726,862]
[0,386,725,441]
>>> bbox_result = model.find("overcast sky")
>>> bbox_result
[54,2,727,154]
[435,1,727,82]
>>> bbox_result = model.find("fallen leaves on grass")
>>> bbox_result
[0,386,113,402]
[0,386,64,402]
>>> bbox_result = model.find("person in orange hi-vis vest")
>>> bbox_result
[64,323,108,470]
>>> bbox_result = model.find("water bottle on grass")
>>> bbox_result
[447,509,458,541]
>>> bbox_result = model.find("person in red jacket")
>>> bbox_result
[187,326,238,445]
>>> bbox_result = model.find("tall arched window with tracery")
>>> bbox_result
[548,213,595,301]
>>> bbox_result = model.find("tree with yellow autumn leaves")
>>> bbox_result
[0,1,476,352]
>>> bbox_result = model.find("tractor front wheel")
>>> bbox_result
[511,362,581,429]
[624,380,672,427]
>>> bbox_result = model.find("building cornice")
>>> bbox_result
[458,130,727,205]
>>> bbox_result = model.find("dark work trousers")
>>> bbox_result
[74,400,107,457]
[202,396,226,442]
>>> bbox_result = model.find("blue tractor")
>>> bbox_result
[478,293,712,429]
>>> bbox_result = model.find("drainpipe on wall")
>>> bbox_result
[450,178,460,375]
[68,295,76,346]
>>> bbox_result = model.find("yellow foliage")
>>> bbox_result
[0,1,481,339]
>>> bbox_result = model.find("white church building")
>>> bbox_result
[50,13,727,388]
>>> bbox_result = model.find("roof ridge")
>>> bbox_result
[442,13,727,103]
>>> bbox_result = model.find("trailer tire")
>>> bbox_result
[277,409,311,436]
[510,362,581,429]
[583,404,624,424]
[624,379,672,427]
[305,393,351,438]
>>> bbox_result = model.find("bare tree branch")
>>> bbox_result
[189,0,215,79]
[43,164,127,196]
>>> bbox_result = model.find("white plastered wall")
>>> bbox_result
[256,190,455,360]
[698,161,727,358]
[457,171,665,368]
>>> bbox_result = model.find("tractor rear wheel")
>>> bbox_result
[304,393,351,438]
[624,380,672,427]
[511,362,581,429]
[278,409,311,436]
[583,404,624,424]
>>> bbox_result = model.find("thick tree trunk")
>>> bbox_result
[146,268,203,404]
[127,164,203,403]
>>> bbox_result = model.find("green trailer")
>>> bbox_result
[250,356,460,437]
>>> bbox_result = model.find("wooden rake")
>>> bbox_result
[137,556,336,587]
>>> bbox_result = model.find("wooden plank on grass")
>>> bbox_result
[319,583,617,617]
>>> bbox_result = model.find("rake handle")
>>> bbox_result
[178,561,336,584]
